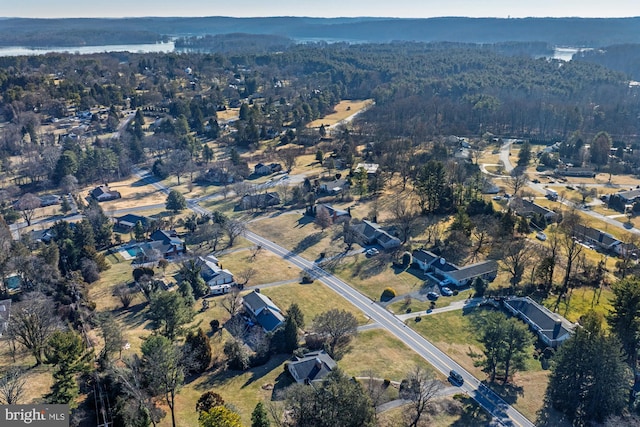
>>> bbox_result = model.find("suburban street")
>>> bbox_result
[498,139,640,235]
[118,167,534,426]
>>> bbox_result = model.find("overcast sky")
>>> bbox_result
[6,0,640,19]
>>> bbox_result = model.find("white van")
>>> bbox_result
[210,284,231,295]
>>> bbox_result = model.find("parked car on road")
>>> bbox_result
[449,370,464,385]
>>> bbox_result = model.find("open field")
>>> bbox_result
[340,329,441,381]
[87,175,168,211]
[218,248,301,286]
[411,308,545,423]
[307,99,374,128]
[248,212,362,262]
[332,257,423,301]
[217,107,240,122]
[260,281,369,326]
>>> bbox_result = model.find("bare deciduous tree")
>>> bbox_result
[16,193,41,226]
[236,267,257,287]
[0,367,27,404]
[400,366,443,427]
[221,289,243,318]
[7,293,59,365]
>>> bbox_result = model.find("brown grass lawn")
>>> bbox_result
[217,107,240,122]
[218,248,301,286]
[0,344,54,404]
[88,175,168,212]
[386,288,473,314]
[332,256,423,301]
[248,212,362,262]
[307,99,374,128]
[410,309,545,423]
[260,281,369,326]
[340,329,441,381]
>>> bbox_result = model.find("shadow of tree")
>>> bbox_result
[450,395,493,426]
[291,231,324,254]
[356,256,390,280]
[295,215,314,228]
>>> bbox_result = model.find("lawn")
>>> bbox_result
[541,286,613,324]
[217,247,301,286]
[340,329,441,381]
[248,212,360,262]
[386,288,473,314]
[331,256,426,301]
[91,175,169,212]
[307,99,374,128]
[260,281,369,326]
[410,308,545,423]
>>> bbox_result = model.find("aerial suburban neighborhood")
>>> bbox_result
[3,10,640,427]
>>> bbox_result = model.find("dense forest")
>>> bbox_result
[575,44,640,80]
[3,16,640,47]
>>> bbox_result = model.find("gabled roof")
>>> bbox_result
[516,199,557,218]
[288,351,337,383]
[255,308,285,332]
[322,204,349,218]
[197,255,233,283]
[352,220,379,240]
[574,224,620,248]
[116,214,151,228]
[505,297,574,343]
[412,249,439,265]
[151,229,182,245]
[355,163,379,174]
[616,189,640,201]
[243,291,284,331]
[447,260,498,282]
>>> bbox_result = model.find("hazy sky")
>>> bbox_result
[6,0,640,19]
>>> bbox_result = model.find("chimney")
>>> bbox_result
[553,318,562,338]
[315,357,323,370]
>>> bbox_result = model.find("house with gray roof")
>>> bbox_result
[149,229,185,257]
[350,220,401,250]
[287,350,337,384]
[243,290,284,332]
[412,249,439,272]
[114,214,152,231]
[240,192,280,210]
[0,299,11,337]
[412,250,498,288]
[90,185,121,202]
[444,260,499,287]
[503,297,575,348]
[197,255,234,288]
[573,224,621,252]
[511,198,558,222]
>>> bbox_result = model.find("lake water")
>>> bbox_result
[0,41,587,61]
[0,41,175,57]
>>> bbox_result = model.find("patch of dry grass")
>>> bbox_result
[340,329,441,381]
[260,281,369,325]
[307,99,374,128]
[218,248,301,286]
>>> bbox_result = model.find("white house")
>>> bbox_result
[197,255,234,288]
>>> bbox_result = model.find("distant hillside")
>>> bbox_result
[2,16,640,48]
[574,45,640,80]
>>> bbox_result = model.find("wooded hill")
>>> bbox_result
[2,16,640,47]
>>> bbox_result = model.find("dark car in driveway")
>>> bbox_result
[427,292,439,301]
